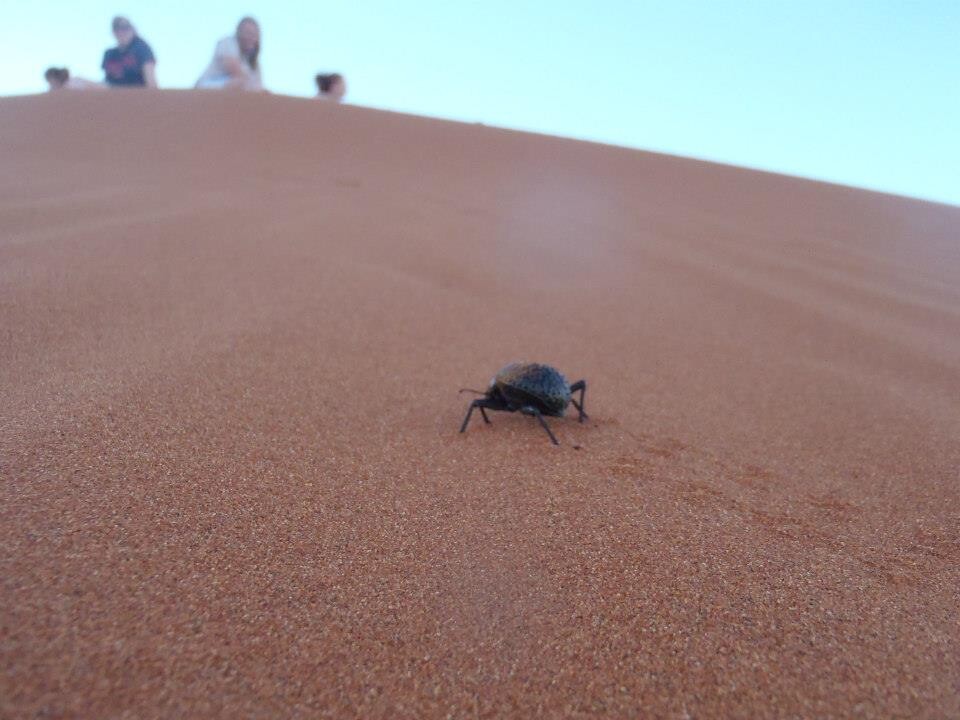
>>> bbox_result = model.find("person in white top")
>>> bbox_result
[195,17,263,91]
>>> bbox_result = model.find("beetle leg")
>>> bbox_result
[460,400,479,433]
[569,380,588,422]
[460,397,502,434]
[521,406,560,445]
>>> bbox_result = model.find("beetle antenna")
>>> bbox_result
[458,388,486,395]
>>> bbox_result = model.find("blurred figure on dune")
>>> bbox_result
[195,17,264,91]
[102,16,157,87]
[315,73,346,102]
[45,67,106,91]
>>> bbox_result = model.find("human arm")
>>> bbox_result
[135,39,157,88]
[101,50,114,84]
[143,62,157,88]
[219,56,250,88]
[71,77,109,91]
[214,38,250,88]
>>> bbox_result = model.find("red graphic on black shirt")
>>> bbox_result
[105,52,139,78]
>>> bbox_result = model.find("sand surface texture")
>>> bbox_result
[2,92,959,718]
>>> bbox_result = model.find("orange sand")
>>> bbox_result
[2,91,959,718]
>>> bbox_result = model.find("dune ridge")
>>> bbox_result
[2,91,959,718]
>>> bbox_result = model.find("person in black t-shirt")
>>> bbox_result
[102,16,157,87]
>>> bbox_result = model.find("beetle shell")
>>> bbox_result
[491,362,571,417]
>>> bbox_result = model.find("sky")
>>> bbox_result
[3,1,959,206]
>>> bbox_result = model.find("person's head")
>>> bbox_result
[111,16,137,48]
[316,73,346,102]
[236,17,261,69]
[44,67,70,90]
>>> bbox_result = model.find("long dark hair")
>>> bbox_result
[237,16,260,71]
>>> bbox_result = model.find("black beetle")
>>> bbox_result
[459,362,587,445]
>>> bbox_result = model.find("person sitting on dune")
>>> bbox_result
[195,17,264,91]
[44,67,107,91]
[315,73,346,102]
[102,16,157,88]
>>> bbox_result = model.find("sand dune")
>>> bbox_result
[2,90,958,718]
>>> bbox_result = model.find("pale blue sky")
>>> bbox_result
[4,2,958,206]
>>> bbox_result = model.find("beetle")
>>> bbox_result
[459,362,587,445]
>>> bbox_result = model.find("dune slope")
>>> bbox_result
[2,91,959,718]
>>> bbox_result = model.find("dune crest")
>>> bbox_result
[2,91,958,718]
